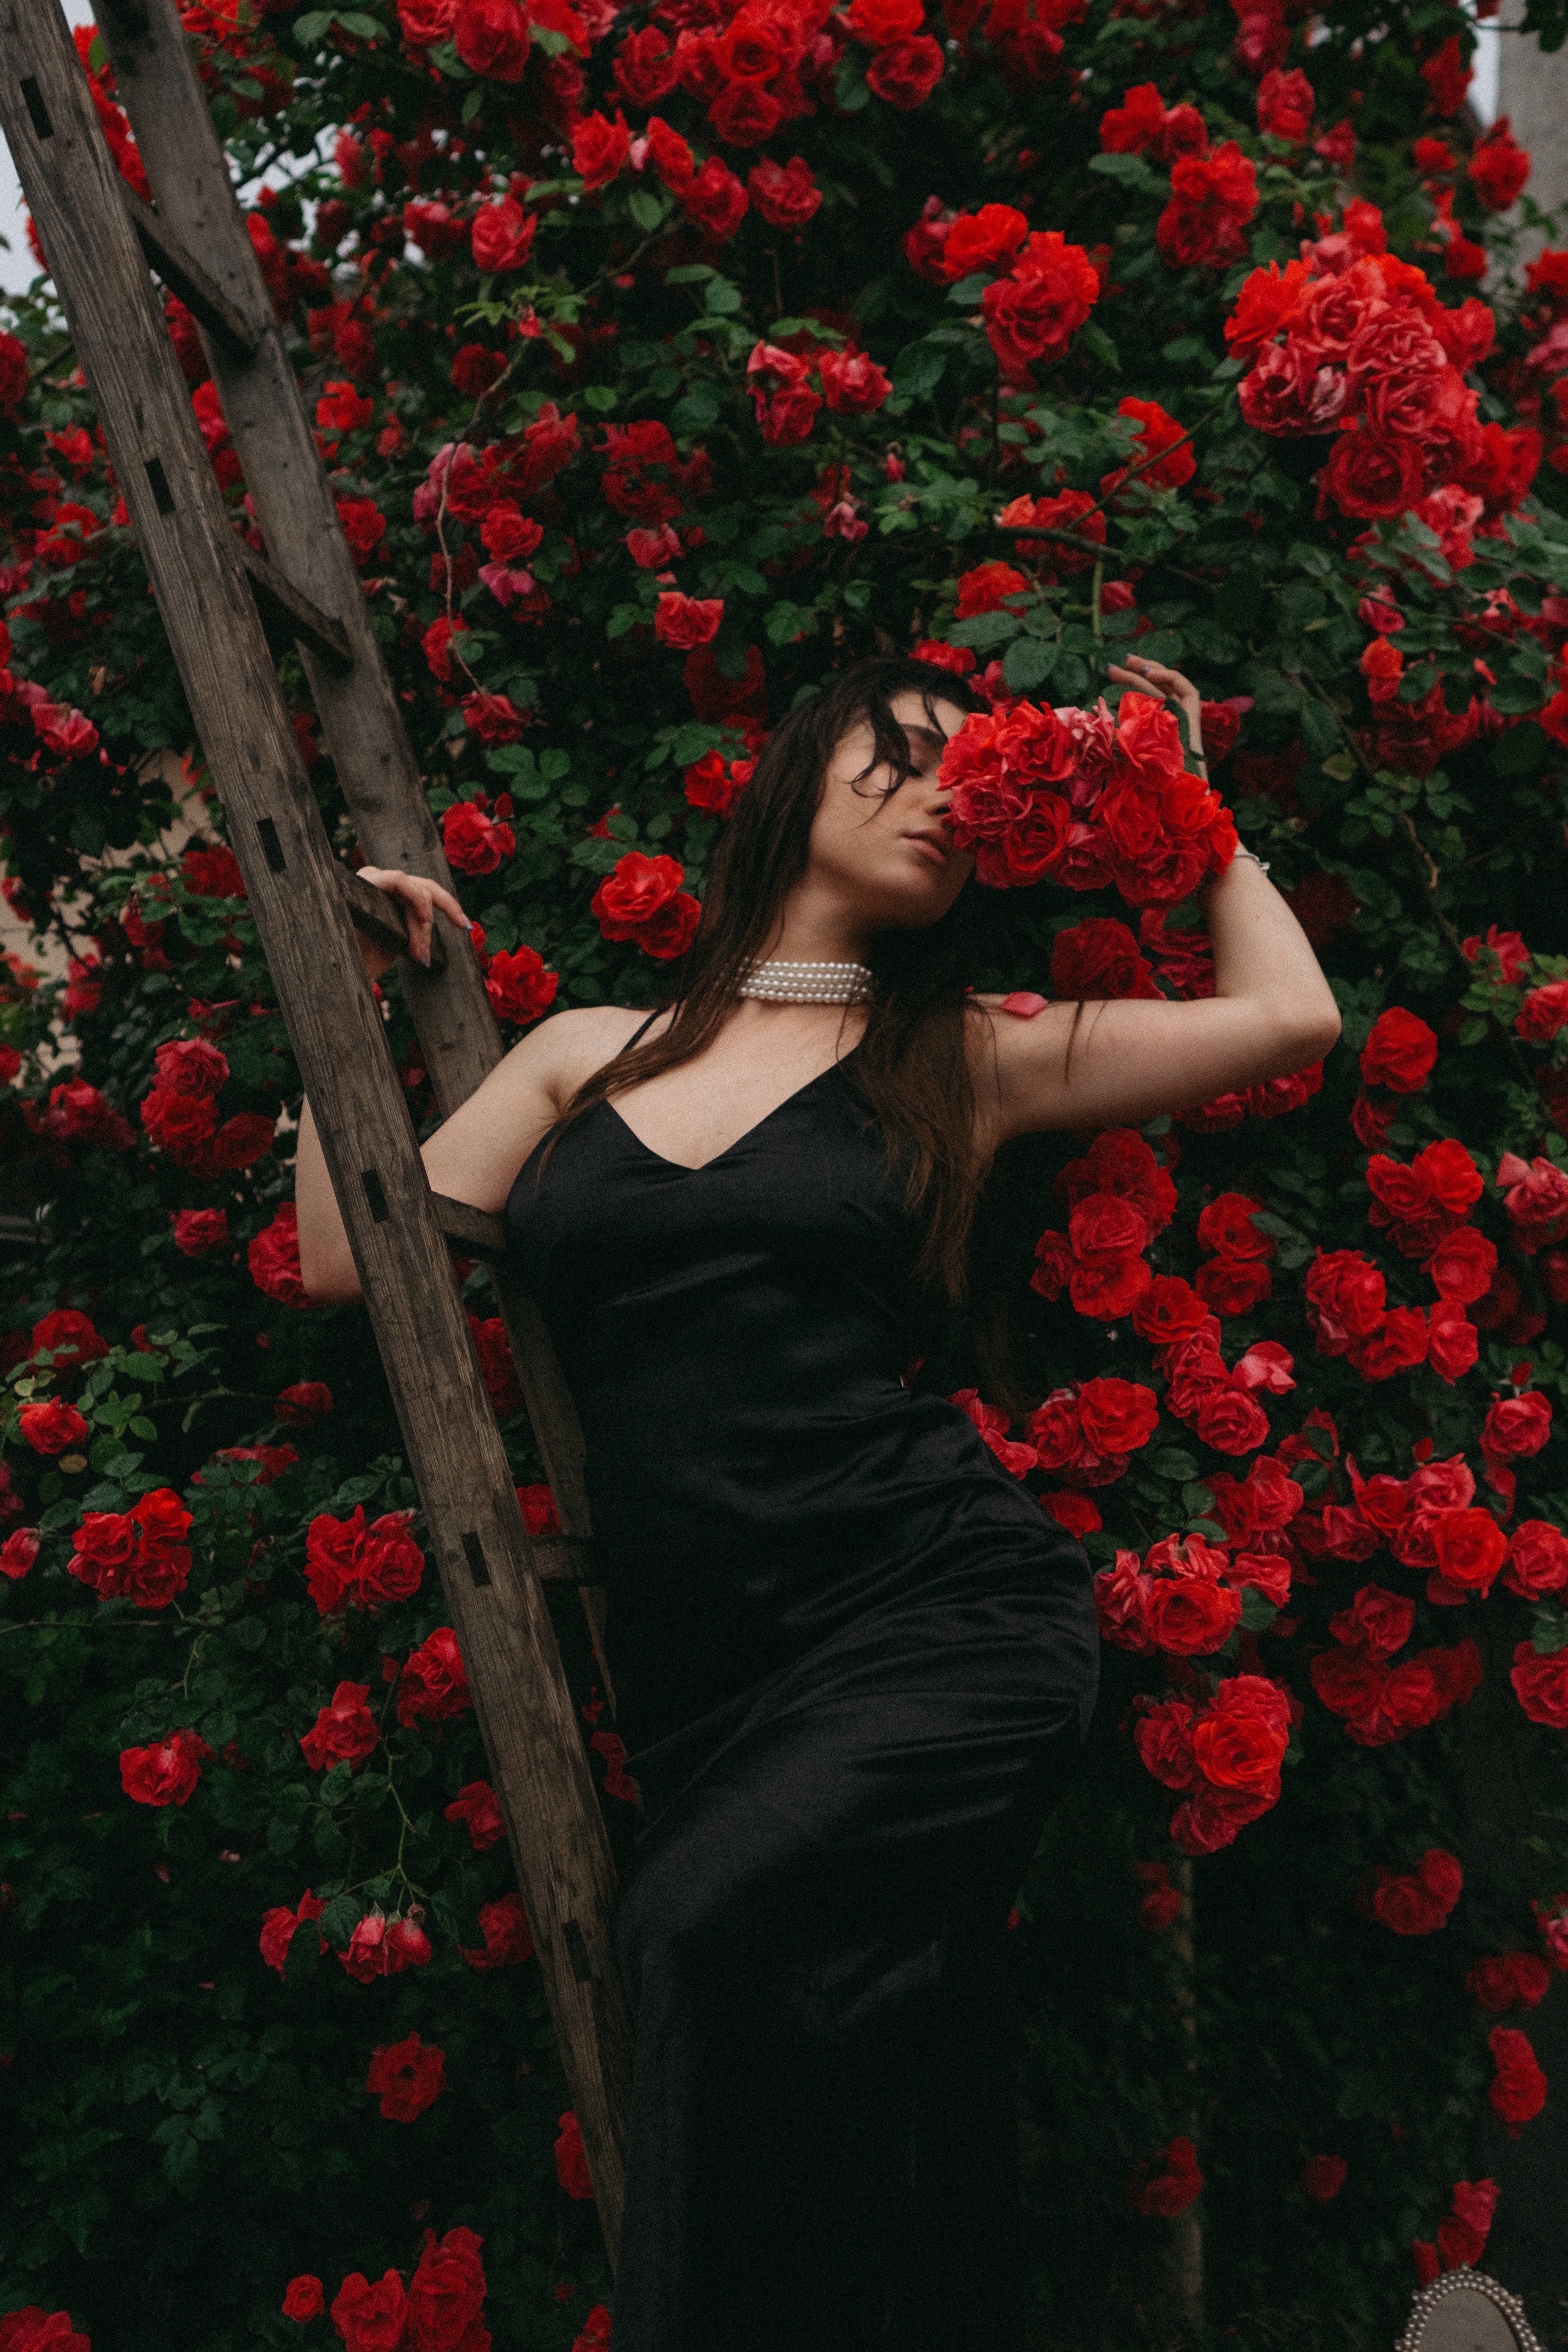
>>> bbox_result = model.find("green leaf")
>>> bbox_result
[335,9,383,31]
[1300,698,1342,762]
[1002,636,1058,692]
[948,611,1021,651]
[1077,320,1120,374]
[627,188,665,234]
[1152,1447,1200,1482]
[1494,721,1546,776]
[318,1892,364,1951]
[293,8,332,35]
[891,338,948,399]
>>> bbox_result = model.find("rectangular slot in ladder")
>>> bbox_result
[461,1530,491,1588]
[19,78,52,139]
[257,818,286,874]
[143,455,174,514]
[361,1168,389,1223]
[562,1919,594,1984]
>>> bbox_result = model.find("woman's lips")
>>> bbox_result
[905,833,950,866]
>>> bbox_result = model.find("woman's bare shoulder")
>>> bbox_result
[508,1002,670,1095]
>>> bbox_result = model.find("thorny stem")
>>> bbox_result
[994,383,1239,560]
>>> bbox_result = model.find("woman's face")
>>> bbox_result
[805,689,975,933]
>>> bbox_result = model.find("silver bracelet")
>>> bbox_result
[1232,845,1271,874]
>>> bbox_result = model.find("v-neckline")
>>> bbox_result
[604,1043,861,1174]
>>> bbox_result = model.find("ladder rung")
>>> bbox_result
[528,1536,601,1586]
[117,177,256,359]
[434,1192,508,1264]
[337,861,450,973]
[240,542,353,672]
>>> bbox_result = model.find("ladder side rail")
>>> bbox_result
[92,0,610,1621]
[91,0,501,1117]
[0,3,632,2253]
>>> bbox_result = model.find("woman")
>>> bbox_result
[296,653,1340,2351]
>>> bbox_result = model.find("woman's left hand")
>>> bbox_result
[1106,654,1205,766]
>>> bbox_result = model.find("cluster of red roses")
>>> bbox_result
[1363,1846,1464,1937]
[69,1487,193,1610]
[1134,1672,1293,1856]
[1412,2177,1499,2283]
[1142,1292,1296,1458]
[940,692,1238,903]
[1292,1432,1553,1591]
[304,1505,427,1614]
[467,925,558,1027]
[280,2219,490,2348]
[1029,1127,1176,1322]
[367,2029,446,2121]
[1304,1227,1478,1392]
[138,1037,275,1182]
[1226,218,1538,549]
[0,2308,90,2351]
[1310,1584,1482,1747]
[745,334,892,445]
[900,199,1103,386]
[589,849,701,960]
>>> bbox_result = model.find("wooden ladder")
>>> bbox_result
[0,0,634,2259]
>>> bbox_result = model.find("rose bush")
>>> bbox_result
[6,0,1568,2336]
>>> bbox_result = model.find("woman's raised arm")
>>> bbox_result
[980,848,1342,1141]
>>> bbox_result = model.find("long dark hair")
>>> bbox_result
[537,655,1036,1408]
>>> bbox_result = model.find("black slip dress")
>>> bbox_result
[505,1016,1099,2352]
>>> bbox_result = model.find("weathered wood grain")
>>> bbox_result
[92,0,614,1694]
[0,0,632,2255]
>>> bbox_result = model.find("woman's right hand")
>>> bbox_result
[356,866,469,979]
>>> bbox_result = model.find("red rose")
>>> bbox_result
[460,1891,535,1968]
[555,2108,595,2199]
[1322,431,1427,520]
[1134,1697,1197,1788]
[1424,1226,1495,1303]
[396,1626,472,1727]
[1311,1645,1389,1719]
[1511,1640,1568,1729]
[1044,1490,1101,1538]
[654,592,723,649]
[1328,1583,1415,1657]
[453,0,529,78]
[443,799,516,876]
[1304,1248,1386,1352]
[407,2225,488,2352]
[1076,1375,1159,1457]
[707,82,780,145]
[300,1681,378,1772]
[260,1888,326,1976]
[1049,917,1159,1001]
[249,1201,309,1309]
[1194,1258,1273,1317]
[1516,980,1568,1042]
[472,196,534,273]
[282,2278,325,2322]
[1505,1520,1568,1599]
[1110,396,1196,492]
[684,157,749,240]
[571,110,629,190]
[1469,121,1531,211]
[340,1908,433,1984]
[1300,2156,1347,2203]
[1468,1954,1551,2013]
[1132,2136,1204,2218]
[1191,1706,1286,1789]
[445,1780,507,1851]
[1483,1390,1552,1459]
[367,2031,446,2121]
[486,944,559,1026]
[1148,1575,1242,1656]
[1196,1192,1274,1260]
[153,1038,229,1097]
[940,202,1030,279]
[18,1399,89,1455]
[173,1207,229,1256]
[0,2317,90,2352]
[591,850,685,939]
[330,2269,410,2352]
[865,31,944,106]
[0,1529,40,1580]
[1359,1007,1438,1093]
[747,156,821,230]
[120,1725,211,1806]
[980,232,1100,378]
[1429,1506,1507,1593]
[819,348,892,415]
[1256,64,1313,138]
[1372,1874,1451,1936]
[1488,2025,1548,2127]
[1156,142,1258,268]
[1095,1553,1156,1653]
[1194,1385,1272,1455]
[1347,1307,1430,1382]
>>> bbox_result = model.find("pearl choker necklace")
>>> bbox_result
[738,958,875,1005]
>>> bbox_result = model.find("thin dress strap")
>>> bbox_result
[624,1010,663,1051]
